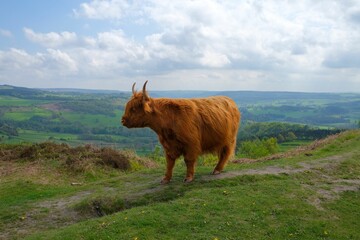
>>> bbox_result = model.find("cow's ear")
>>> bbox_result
[143,101,153,113]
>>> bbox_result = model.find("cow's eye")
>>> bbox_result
[131,107,136,112]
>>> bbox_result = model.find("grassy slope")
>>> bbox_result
[0,130,358,240]
[278,140,312,152]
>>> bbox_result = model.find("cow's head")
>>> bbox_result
[122,81,153,128]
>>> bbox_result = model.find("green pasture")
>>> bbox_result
[4,130,78,144]
[0,96,50,107]
[61,110,123,128]
[3,107,53,121]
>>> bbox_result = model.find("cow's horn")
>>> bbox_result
[142,80,149,100]
[132,82,136,94]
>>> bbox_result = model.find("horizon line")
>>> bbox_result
[1,84,360,94]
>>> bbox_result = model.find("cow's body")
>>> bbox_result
[122,81,240,183]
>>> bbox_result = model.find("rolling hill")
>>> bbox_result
[1,85,359,154]
[0,130,359,239]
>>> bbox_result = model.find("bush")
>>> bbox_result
[238,137,279,159]
[98,147,130,170]
[148,145,165,164]
[0,142,142,172]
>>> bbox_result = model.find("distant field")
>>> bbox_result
[5,130,78,144]
[0,96,49,107]
[3,107,53,121]
[61,110,123,128]
[0,85,359,153]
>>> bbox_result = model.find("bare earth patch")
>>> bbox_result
[1,190,93,240]
[205,154,351,180]
[303,180,360,211]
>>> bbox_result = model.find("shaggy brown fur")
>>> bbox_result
[122,81,241,183]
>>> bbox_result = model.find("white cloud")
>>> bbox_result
[23,28,78,48]
[45,49,78,73]
[199,51,230,68]
[1,0,360,91]
[0,48,78,84]
[0,48,41,70]
[73,0,129,20]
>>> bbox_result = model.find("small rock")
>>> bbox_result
[71,182,83,186]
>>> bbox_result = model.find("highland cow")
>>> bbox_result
[122,81,240,183]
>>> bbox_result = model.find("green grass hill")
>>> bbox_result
[1,130,359,239]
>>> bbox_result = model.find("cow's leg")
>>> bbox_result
[184,152,198,183]
[161,153,176,184]
[184,159,196,183]
[213,144,233,175]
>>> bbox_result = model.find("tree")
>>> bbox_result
[0,123,18,136]
[286,132,297,141]
[277,134,285,143]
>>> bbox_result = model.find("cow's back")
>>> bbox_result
[192,96,240,153]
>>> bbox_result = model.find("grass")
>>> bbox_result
[0,130,359,239]
[47,176,315,239]
[279,140,312,152]
[3,107,53,121]
[0,96,49,107]
[61,110,123,128]
[27,175,359,240]
[0,180,74,226]
[0,142,158,238]
[5,130,78,144]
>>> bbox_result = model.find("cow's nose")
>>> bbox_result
[121,117,127,126]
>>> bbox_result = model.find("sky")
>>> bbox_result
[0,0,360,92]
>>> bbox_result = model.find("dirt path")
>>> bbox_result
[203,153,350,181]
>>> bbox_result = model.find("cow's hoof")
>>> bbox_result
[183,178,193,183]
[161,178,170,184]
[212,170,221,175]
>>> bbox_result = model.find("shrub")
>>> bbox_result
[98,147,130,170]
[0,142,158,172]
[238,137,279,159]
[148,145,165,164]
